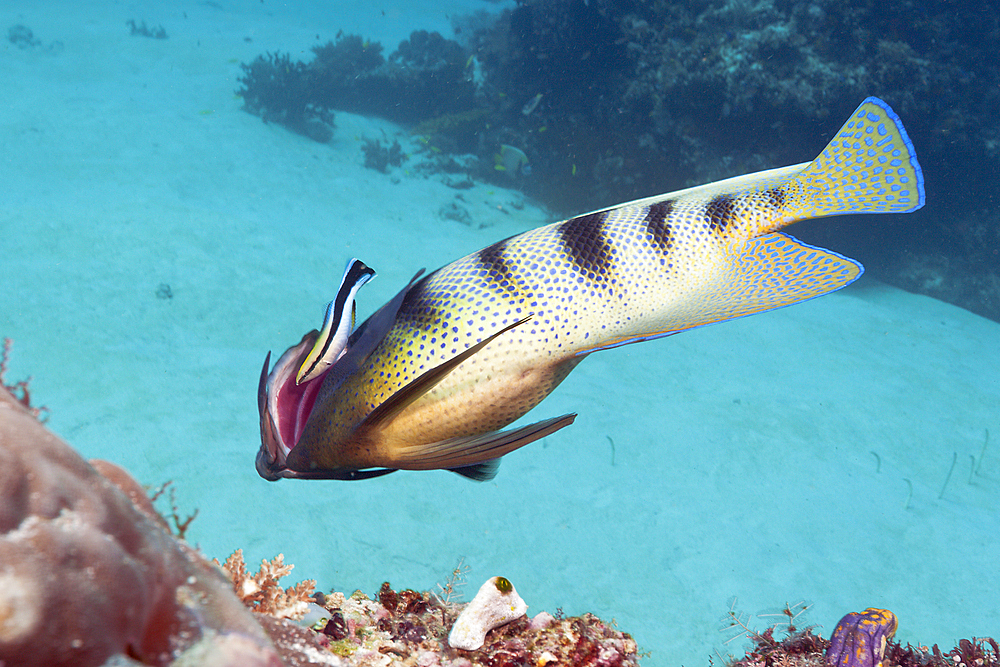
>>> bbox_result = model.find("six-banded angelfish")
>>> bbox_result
[257,97,925,482]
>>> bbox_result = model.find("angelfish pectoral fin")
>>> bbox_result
[400,414,579,480]
[362,316,534,432]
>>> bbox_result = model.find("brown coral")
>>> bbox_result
[0,337,47,421]
[218,549,317,620]
[0,386,283,667]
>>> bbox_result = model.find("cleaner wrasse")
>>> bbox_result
[257,97,924,482]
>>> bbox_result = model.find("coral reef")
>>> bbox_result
[0,354,641,666]
[361,137,407,173]
[723,605,999,667]
[0,338,47,421]
[237,30,478,145]
[0,385,283,666]
[4,354,1000,665]
[282,582,640,666]
[237,51,335,142]
[464,0,999,320]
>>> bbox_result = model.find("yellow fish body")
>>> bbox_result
[257,97,924,481]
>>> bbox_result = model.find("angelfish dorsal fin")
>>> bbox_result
[361,316,532,433]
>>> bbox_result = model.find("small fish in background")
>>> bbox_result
[494,144,530,176]
[521,93,543,116]
[257,97,925,482]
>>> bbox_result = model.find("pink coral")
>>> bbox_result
[0,386,283,667]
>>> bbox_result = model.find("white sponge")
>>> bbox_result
[448,576,528,650]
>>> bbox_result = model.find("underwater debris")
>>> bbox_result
[0,337,48,422]
[216,549,317,621]
[126,19,167,39]
[448,576,528,651]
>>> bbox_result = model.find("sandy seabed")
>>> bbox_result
[2,2,999,665]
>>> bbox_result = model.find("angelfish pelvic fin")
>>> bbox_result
[401,414,579,480]
[362,316,533,433]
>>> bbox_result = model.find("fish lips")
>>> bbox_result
[256,330,324,481]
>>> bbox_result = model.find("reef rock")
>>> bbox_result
[0,387,283,667]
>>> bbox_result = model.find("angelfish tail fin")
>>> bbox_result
[782,97,925,223]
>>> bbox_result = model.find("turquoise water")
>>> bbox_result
[3,2,999,664]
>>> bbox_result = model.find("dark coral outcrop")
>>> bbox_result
[0,387,283,667]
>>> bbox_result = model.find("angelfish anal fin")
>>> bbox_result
[712,232,863,322]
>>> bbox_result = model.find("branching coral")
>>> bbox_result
[217,549,316,621]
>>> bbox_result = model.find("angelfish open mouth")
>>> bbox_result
[256,331,324,481]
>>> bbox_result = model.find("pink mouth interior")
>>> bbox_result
[276,368,325,450]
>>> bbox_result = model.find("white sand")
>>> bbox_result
[3,2,998,664]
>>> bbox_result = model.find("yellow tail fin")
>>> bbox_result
[785,97,925,221]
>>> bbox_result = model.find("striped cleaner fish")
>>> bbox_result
[257,96,924,482]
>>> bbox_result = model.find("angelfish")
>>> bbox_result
[257,97,925,482]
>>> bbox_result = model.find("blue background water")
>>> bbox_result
[2,1,998,664]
